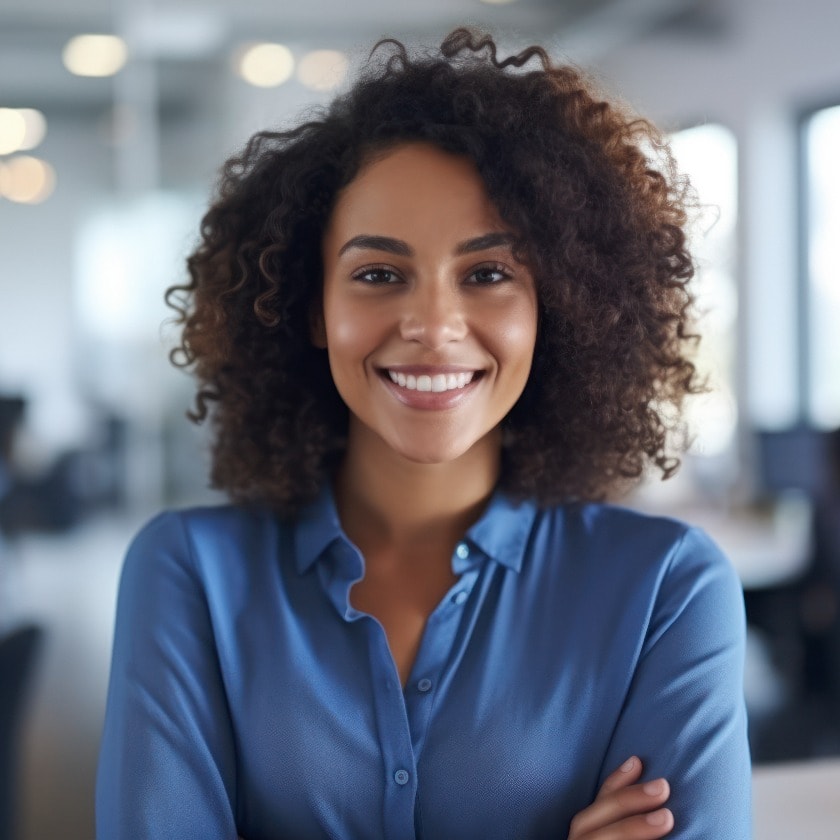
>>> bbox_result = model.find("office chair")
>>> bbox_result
[0,624,43,840]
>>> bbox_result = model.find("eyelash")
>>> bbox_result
[351,263,513,285]
[467,264,512,285]
[352,265,399,285]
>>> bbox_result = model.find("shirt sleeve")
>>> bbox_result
[96,511,239,840]
[599,526,752,838]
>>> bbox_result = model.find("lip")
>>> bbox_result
[376,366,482,410]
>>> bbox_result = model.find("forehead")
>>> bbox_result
[323,142,507,247]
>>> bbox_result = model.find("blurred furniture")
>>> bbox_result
[745,426,840,760]
[691,493,813,590]
[0,623,43,840]
[753,758,840,839]
[0,392,127,537]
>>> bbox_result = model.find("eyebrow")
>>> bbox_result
[454,232,516,255]
[337,232,516,258]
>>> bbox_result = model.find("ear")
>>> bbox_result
[309,304,327,349]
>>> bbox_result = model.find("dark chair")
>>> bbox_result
[0,624,43,840]
[748,426,840,760]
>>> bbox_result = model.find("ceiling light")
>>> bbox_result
[0,108,46,155]
[18,109,47,151]
[236,43,295,88]
[0,108,27,155]
[479,0,518,4]
[0,155,56,204]
[63,34,128,78]
[297,50,348,92]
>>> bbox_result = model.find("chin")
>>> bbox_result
[397,446,470,466]
[388,432,488,467]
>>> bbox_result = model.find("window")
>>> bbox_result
[803,104,840,428]
[670,123,739,461]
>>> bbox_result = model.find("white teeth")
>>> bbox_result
[387,370,474,392]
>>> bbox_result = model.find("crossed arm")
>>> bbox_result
[568,757,673,840]
[232,756,669,840]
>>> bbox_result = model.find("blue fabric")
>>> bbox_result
[96,485,752,839]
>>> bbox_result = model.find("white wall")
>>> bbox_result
[0,116,112,459]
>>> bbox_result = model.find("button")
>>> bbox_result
[452,590,468,606]
[394,769,410,785]
[417,678,432,693]
[455,542,470,560]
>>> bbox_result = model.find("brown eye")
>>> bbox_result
[353,267,400,284]
[468,265,510,285]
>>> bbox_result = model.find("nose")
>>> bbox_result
[398,281,467,349]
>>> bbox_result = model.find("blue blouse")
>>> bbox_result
[96,486,752,839]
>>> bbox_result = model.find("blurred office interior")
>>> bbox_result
[1,0,840,837]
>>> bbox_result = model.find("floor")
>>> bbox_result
[2,511,143,840]
[753,758,840,839]
[2,509,840,839]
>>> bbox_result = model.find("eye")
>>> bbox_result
[466,264,512,285]
[352,265,401,285]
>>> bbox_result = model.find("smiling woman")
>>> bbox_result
[316,143,538,469]
[96,28,751,840]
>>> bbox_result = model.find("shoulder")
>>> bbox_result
[529,501,742,617]
[535,500,726,568]
[123,503,288,583]
[130,503,281,549]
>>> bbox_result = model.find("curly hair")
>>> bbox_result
[167,27,703,516]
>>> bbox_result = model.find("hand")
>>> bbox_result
[567,756,673,839]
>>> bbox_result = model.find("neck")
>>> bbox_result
[334,423,500,552]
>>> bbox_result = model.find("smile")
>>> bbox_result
[386,370,475,392]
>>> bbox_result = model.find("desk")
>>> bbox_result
[753,758,840,839]
[697,496,812,589]
[636,494,814,590]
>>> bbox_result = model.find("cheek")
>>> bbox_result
[324,300,381,371]
[497,305,538,370]
[325,299,356,343]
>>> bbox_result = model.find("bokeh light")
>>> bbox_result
[62,34,128,78]
[0,155,56,203]
[18,109,47,150]
[296,49,348,92]
[0,108,27,155]
[236,43,295,88]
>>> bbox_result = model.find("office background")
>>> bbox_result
[1,0,839,838]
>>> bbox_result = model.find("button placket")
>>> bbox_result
[362,618,418,840]
[403,548,481,763]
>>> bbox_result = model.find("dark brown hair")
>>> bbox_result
[167,28,703,515]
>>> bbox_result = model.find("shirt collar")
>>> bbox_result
[293,481,538,575]
[294,482,346,574]
[464,491,537,573]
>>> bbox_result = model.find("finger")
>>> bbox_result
[568,779,671,839]
[570,807,674,840]
[596,756,643,798]
[584,808,674,840]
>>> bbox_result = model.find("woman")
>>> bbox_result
[96,29,751,839]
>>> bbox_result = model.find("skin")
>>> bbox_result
[315,142,673,838]
[570,758,674,840]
